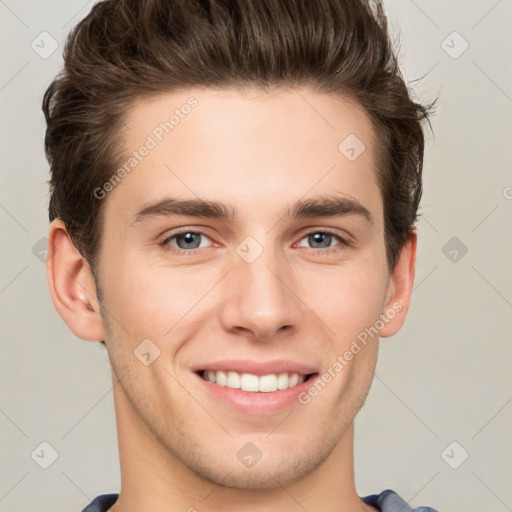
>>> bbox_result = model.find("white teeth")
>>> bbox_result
[259,374,277,392]
[226,371,241,389]
[216,370,226,386]
[277,372,289,390]
[241,373,259,392]
[202,370,307,392]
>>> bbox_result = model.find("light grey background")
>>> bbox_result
[1,1,511,511]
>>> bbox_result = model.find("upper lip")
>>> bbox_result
[192,359,318,376]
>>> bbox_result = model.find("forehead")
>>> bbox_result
[107,86,382,227]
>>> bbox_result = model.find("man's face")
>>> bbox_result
[97,87,394,488]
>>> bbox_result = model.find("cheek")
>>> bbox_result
[100,251,216,342]
[296,258,389,344]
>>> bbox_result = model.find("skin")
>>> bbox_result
[47,87,416,512]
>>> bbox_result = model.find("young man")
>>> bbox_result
[43,0,438,510]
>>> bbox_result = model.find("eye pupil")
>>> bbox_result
[309,232,332,248]
[177,232,201,249]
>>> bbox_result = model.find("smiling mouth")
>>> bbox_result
[198,370,317,393]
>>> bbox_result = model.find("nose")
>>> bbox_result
[219,244,302,342]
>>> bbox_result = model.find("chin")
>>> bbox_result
[177,435,337,491]
[190,456,315,490]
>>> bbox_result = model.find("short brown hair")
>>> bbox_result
[43,0,435,275]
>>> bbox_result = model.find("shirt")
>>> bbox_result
[80,489,440,511]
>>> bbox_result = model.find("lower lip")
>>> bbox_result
[193,372,318,415]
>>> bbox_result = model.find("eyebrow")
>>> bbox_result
[131,194,374,226]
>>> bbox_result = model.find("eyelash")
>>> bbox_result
[159,228,351,256]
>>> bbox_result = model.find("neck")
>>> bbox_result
[109,374,372,512]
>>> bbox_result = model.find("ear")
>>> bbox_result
[379,231,417,338]
[46,219,106,342]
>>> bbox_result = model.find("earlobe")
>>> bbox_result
[379,232,417,338]
[46,220,106,342]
